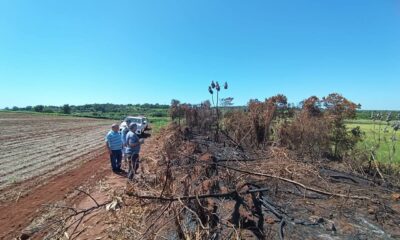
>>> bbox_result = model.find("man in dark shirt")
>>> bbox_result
[125,123,144,180]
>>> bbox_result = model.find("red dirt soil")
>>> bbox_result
[0,152,110,239]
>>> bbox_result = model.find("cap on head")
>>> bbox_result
[111,123,119,128]
[129,123,137,130]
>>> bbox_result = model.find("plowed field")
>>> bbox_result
[0,112,113,194]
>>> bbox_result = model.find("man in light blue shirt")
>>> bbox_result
[105,123,123,172]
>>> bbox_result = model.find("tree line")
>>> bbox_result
[3,103,170,118]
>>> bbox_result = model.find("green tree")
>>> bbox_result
[322,93,359,159]
[220,97,234,107]
[34,105,44,112]
[62,104,71,114]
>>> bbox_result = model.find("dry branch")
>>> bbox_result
[215,163,372,201]
[75,188,100,207]
[371,152,386,183]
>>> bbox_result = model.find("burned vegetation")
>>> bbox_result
[34,91,400,239]
[111,93,400,240]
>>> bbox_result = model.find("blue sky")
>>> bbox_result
[0,0,399,109]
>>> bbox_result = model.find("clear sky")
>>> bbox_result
[0,0,399,109]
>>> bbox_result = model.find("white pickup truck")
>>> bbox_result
[119,116,149,135]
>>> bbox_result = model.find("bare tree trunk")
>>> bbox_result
[216,91,219,142]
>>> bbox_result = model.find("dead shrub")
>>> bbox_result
[277,96,332,159]
[277,111,331,160]
[223,94,288,148]
[169,99,217,138]
[177,100,217,136]
[223,110,250,145]
[277,94,361,160]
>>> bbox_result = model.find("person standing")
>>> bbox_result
[126,123,144,180]
[121,119,131,163]
[105,123,123,172]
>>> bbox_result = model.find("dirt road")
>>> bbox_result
[0,151,110,239]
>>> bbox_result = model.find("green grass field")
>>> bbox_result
[148,117,170,133]
[346,120,400,163]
